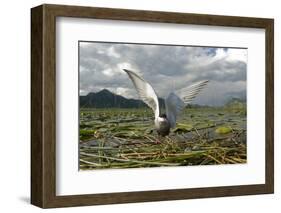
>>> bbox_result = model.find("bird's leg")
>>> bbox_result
[155,133,162,144]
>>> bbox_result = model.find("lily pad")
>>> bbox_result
[173,123,193,133]
[215,126,232,134]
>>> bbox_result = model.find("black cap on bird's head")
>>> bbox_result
[160,113,167,118]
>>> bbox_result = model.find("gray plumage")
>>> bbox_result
[123,69,208,137]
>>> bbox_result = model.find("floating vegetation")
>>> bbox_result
[79,107,247,170]
[215,126,232,134]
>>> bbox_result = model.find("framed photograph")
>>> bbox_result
[31,4,274,208]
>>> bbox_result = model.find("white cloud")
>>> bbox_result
[117,62,135,71]
[107,46,120,58]
[116,87,133,98]
[102,68,114,77]
[79,42,247,106]
[226,48,247,63]
[102,68,123,77]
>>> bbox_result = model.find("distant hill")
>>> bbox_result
[80,89,165,108]
[225,97,246,108]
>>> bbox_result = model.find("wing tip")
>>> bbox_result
[123,69,138,77]
[200,80,209,85]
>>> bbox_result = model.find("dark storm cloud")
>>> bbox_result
[188,58,246,82]
[79,42,247,106]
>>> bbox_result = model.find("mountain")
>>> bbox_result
[80,89,165,108]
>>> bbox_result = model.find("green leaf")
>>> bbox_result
[173,123,193,133]
[215,126,232,134]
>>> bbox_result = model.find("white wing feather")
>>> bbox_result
[123,69,160,118]
[165,80,208,128]
[177,80,209,104]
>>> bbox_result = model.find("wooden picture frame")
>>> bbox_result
[31,4,274,208]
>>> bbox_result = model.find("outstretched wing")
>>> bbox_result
[177,80,209,104]
[165,80,208,128]
[123,69,160,118]
[165,92,185,128]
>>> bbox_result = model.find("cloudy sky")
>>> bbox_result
[79,41,247,106]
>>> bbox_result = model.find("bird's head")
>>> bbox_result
[159,113,167,121]
[159,114,167,119]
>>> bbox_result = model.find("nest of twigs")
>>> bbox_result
[79,127,246,170]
